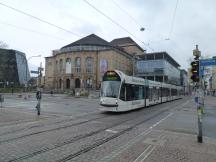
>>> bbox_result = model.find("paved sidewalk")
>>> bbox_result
[203,96,216,138]
[101,96,216,162]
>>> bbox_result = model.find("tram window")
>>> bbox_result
[152,87,156,100]
[125,84,144,101]
[158,88,161,99]
[133,85,139,100]
[162,88,168,97]
[126,84,134,101]
[120,84,126,101]
[171,89,177,96]
[161,88,164,97]
[138,86,144,100]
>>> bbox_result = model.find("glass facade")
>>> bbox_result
[0,49,29,87]
[136,59,180,85]
[15,51,30,85]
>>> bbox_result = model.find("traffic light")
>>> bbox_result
[191,60,200,82]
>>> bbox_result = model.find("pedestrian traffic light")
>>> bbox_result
[191,61,200,82]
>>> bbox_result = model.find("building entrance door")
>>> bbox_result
[75,78,80,88]
[66,79,70,89]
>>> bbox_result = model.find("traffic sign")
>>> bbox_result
[200,59,216,66]
[38,67,44,71]
[30,70,39,74]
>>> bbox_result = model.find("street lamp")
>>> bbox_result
[25,55,41,93]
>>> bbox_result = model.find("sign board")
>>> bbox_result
[200,59,216,66]
[30,70,39,74]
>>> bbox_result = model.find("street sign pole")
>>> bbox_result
[192,45,203,143]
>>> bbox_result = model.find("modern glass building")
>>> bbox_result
[136,52,181,85]
[0,48,30,87]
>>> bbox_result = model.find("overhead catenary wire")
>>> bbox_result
[0,21,69,42]
[0,2,82,38]
[83,0,154,51]
[111,0,144,30]
[168,0,179,39]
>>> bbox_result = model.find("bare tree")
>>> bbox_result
[0,41,9,49]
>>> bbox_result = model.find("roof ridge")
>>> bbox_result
[61,34,112,49]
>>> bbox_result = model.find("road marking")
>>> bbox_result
[150,113,173,129]
[140,146,156,162]
[98,112,173,162]
[132,145,153,162]
[106,129,118,133]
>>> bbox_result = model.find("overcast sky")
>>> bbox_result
[0,0,216,72]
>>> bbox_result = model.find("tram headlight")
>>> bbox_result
[100,98,104,104]
[115,99,118,105]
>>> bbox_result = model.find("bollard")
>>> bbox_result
[36,90,42,116]
[197,104,203,143]
[36,100,41,115]
[0,94,4,108]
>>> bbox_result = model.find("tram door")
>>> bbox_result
[155,87,160,104]
[149,87,160,105]
[149,87,153,105]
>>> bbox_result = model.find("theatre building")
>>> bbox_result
[45,34,144,90]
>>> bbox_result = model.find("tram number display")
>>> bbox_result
[103,71,121,81]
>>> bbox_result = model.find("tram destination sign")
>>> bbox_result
[103,71,121,81]
[200,59,216,66]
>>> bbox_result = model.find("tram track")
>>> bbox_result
[57,100,186,162]
[8,99,186,162]
[0,112,106,137]
[0,111,103,136]
[0,113,109,144]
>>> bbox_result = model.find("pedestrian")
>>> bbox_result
[36,90,42,115]
[50,90,53,97]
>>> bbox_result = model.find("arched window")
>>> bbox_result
[75,57,81,73]
[59,59,63,73]
[65,58,71,74]
[66,78,70,89]
[86,57,93,73]
[100,59,108,73]
[75,78,81,88]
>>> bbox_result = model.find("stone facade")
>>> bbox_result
[45,34,143,90]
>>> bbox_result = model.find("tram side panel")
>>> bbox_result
[118,83,146,111]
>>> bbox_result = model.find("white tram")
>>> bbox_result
[99,70,183,112]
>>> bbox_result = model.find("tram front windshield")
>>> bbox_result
[101,81,121,98]
[101,71,121,98]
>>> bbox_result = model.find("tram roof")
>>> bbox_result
[114,70,183,89]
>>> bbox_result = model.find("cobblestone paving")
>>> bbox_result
[0,95,215,162]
